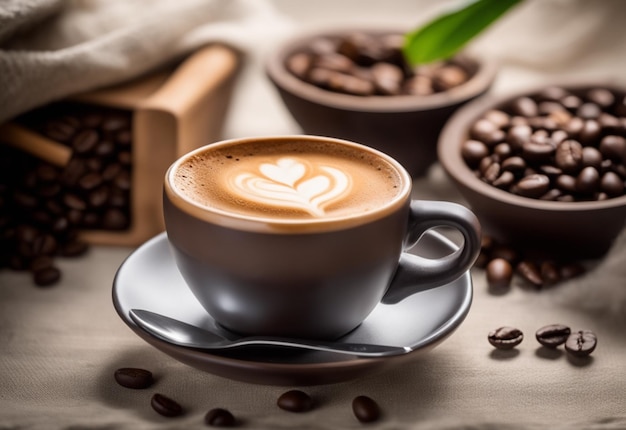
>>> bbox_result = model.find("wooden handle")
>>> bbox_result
[141,44,240,114]
[0,122,72,167]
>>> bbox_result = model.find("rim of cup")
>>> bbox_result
[164,135,412,233]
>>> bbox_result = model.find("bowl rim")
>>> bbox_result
[265,26,498,113]
[438,81,626,212]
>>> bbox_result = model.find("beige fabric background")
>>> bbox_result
[1,0,626,429]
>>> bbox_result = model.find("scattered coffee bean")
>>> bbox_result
[486,258,513,290]
[488,326,524,349]
[352,395,381,423]
[151,393,184,417]
[462,86,626,202]
[114,367,154,389]
[565,330,598,357]
[535,324,571,348]
[205,408,236,427]
[33,266,61,287]
[516,260,543,288]
[285,32,474,97]
[277,390,313,413]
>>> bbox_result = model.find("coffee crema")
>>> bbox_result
[171,139,404,221]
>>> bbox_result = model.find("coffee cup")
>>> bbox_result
[163,135,481,340]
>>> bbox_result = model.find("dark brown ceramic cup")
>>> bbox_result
[163,135,481,339]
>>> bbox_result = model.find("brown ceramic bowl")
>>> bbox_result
[438,83,626,259]
[266,28,497,177]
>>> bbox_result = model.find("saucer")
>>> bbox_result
[112,231,472,385]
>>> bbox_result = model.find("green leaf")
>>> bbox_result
[403,0,522,66]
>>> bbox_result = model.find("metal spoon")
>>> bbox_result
[129,309,412,358]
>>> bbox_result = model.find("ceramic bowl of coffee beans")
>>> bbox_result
[266,28,497,177]
[438,83,626,259]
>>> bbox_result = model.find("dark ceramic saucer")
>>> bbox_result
[112,231,472,386]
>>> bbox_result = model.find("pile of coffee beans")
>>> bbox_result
[113,367,381,425]
[285,32,473,97]
[488,324,597,357]
[0,102,133,286]
[462,86,626,202]
[476,234,585,292]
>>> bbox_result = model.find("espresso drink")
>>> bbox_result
[171,138,404,222]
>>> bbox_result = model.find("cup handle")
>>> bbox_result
[382,201,481,304]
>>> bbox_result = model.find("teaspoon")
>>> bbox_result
[129,309,412,358]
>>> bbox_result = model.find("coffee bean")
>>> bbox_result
[576,166,600,194]
[371,62,403,95]
[488,326,523,349]
[516,260,543,288]
[562,95,583,111]
[78,172,103,191]
[432,65,468,91]
[102,115,129,133]
[32,234,57,256]
[577,102,602,120]
[512,174,550,198]
[510,96,539,117]
[95,139,116,157]
[83,112,104,128]
[462,140,490,167]
[587,88,615,108]
[33,266,61,287]
[540,261,561,285]
[114,367,154,389]
[601,171,625,196]
[555,140,583,173]
[599,135,626,162]
[352,395,381,423]
[286,52,313,79]
[501,156,526,174]
[565,330,597,357]
[535,324,571,348]
[470,119,499,143]
[484,109,511,128]
[205,408,236,427]
[404,75,434,96]
[72,129,99,154]
[506,125,532,151]
[30,255,54,273]
[492,170,515,188]
[486,258,513,290]
[581,146,603,169]
[63,193,87,211]
[60,239,89,257]
[102,208,129,230]
[151,393,183,417]
[277,390,313,413]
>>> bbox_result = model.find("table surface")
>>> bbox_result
[2,1,626,429]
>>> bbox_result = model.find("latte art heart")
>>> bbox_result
[231,157,351,217]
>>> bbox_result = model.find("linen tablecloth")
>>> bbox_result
[1,1,625,428]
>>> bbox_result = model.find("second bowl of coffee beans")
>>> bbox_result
[438,83,626,259]
[266,28,497,177]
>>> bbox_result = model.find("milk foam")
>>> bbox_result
[231,157,351,217]
[172,139,404,221]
